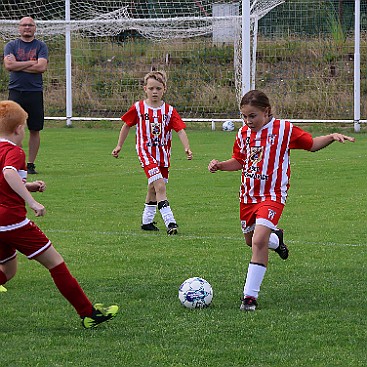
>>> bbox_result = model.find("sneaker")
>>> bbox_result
[0,285,7,293]
[274,229,289,260]
[81,303,119,329]
[27,163,38,174]
[167,222,178,235]
[240,296,257,311]
[141,222,159,231]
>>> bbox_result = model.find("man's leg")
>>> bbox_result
[27,130,40,174]
[28,129,40,164]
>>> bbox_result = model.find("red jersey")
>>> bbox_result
[122,100,186,168]
[232,118,313,204]
[0,139,28,229]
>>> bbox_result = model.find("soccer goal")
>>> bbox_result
[0,1,365,129]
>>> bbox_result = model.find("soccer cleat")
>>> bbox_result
[167,222,178,235]
[81,303,119,329]
[0,285,7,293]
[273,229,289,260]
[141,222,159,231]
[240,296,257,311]
[27,163,38,174]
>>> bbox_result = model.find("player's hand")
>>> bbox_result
[112,146,121,158]
[208,159,220,173]
[26,180,46,192]
[34,180,46,192]
[331,133,355,143]
[185,148,193,160]
[30,202,46,217]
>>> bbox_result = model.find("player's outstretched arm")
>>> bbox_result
[3,169,45,216]
[112,123,130,158]
[310,133,355,152]
[208,158,242,173]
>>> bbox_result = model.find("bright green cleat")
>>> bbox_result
[81,303,119,329]
[0,285,7,293]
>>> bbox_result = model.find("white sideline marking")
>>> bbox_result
[46,229,366,247]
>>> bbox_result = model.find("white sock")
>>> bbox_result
[159,207,175,227]
[142,203,157,225]
[243,262,267,299]
[268,232,279,250]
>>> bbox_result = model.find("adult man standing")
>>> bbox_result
[3,17,48,174]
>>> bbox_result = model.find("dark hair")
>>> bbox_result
[240,90,272,114]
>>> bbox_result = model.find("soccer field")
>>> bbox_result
[1,126,366,367]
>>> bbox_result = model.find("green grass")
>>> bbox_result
[1,126,366,367]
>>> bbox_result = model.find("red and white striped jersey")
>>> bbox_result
[122,100,186,167]
[232,118,313,204]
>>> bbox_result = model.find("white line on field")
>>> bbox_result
[45,229,366,247]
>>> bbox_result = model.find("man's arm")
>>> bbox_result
[3,54,37,72]
[22,57,48,74]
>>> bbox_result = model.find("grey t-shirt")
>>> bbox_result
[4,38,48,92]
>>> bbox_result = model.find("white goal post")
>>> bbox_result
[354,0,361,132]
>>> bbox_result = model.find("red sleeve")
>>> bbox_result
[232,133,242,160]
[289,125,313,151]
[121,104,139,127]
[5,145,26,171]
[170,108,186,132]
[231,126,248,164]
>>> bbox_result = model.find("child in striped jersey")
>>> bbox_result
[112,71,192,235]
[208,90,355,311]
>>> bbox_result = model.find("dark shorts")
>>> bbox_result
[0,221,51,263]
[8,89,44,131]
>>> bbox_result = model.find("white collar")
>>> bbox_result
[0,138,16,146]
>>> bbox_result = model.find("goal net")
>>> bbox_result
[0,1,365,123]
[0,0,284,121]
[0,1,282,39]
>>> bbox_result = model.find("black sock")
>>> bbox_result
[158,200,169,210]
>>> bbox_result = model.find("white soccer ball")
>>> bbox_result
[178,277,213,309]
[222,120,235,131]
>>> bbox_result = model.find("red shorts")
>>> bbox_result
[240,200,284,234]
[0,221,51,264]
[143,163,169,184]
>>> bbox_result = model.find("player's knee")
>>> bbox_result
[251,239,268,250]
[153,179,166,196]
